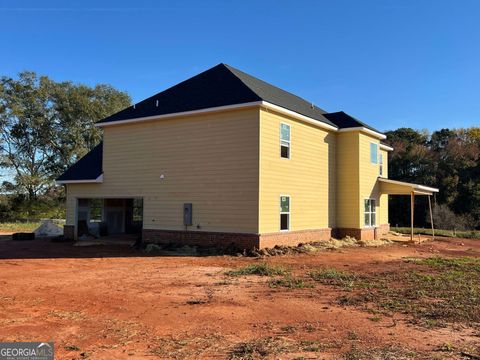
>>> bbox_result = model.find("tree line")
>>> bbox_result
[0,72,131,219]
[385,127,480,230]
[0,71,478,230]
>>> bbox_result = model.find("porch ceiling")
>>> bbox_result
[378,177,439,196]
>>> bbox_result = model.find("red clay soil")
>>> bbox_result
[0,236,479,359]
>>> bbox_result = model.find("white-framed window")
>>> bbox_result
[370,143,378,164]
[364,199,376,227]
[280,195,290,230]
[379,153,384,176]
[280,123,290,159]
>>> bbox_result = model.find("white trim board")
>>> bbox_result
[56,174,104,185]
[94,100,387,140]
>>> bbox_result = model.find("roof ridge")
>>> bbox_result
[223,63,327,114]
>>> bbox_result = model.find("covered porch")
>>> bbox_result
[75,198,143,240]
[378,178,439,241]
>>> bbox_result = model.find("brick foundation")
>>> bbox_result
[142,229,259,250]
[335,224,390,241]
[259,228,332,249]
[142,225,389,250]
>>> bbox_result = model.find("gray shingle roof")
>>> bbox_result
[97,63,336,128]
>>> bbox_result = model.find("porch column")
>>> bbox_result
[410,191,414,241]
[428,195,435,239]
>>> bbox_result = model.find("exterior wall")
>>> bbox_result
[258,108,336,235]
[335,132,360,228]
[358,133,382,228]
[379,149,389,225]
[66,107,260,235]
[336,132,389,235]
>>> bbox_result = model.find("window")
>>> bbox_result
[89,199,103,222]
[370,143,378,164]
[280,195,290,230]
[280,123,290,158]
[364,199,376,227]
[379,153,384,176]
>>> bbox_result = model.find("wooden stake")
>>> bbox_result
[410,191,414,242]
[428,195,435,239]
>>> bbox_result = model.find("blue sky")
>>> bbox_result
[1,0,479,132]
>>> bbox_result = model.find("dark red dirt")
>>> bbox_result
[0,236,478,359]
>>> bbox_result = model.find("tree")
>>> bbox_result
[0,72,53,201]
[0,71,130,216]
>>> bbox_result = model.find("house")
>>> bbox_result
[56,64,438,249]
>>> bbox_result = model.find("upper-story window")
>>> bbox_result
[370,143,378,164]
[379,153,384,176]
[280,123,290,159]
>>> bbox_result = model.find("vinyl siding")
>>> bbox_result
[66,108,260,233]
[335,132,360,228]
[358,134,386,228]
[379,149,389,225]
[258,108,335,233]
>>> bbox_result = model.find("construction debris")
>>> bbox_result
[34,220,63,237]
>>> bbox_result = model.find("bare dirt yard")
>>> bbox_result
[0,236,479,359]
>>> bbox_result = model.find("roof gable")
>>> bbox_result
[97,63,337,128]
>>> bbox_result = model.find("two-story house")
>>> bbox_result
[57,64,438,249]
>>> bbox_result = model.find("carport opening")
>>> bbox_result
[77,198,143,239]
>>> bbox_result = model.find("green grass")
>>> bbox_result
[394,227,480,239]
[308,268,358,289]
[268,276,314,289]
[320,257,480,327]
[0,222,40,232]
[225,263,288,277]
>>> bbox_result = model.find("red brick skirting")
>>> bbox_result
[335,224,390,241]
[142,228,332,250]
[142,225,389,250]
[259,228,332,249]
[142,229,260,250]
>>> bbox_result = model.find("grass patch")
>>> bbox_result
[308,268,358,289]
[228,337,338,359]
[225,263,287,277]
[320,257,480,327]
[394,227,480,239]
[343,345,418,360]
[0,222,40,232]
[268,276,314,289]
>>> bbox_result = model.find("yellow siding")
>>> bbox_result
[335,132,360,228]
[358,134,387,227]
[66,108,260,233]
[258,109,335,233]
[379,149,389,225]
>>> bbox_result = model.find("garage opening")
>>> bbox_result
[76,198,143,240]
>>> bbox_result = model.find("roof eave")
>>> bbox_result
[56,174,104,185]
[338,127,387,140]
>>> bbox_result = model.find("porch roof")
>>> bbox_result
[56,142,103,184]
[378,177,439,196]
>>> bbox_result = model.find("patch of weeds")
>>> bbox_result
[343,345,417,360]
[308,268,358,289]
[225,263,288,277]
[268,276,314,289]
[368,316,382,322]
[280,324,296,334]
[228,337,292,359]
[318,257,480,328]
[64,345,80,351]
[346,331,359,340]
[438,342,455,352]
